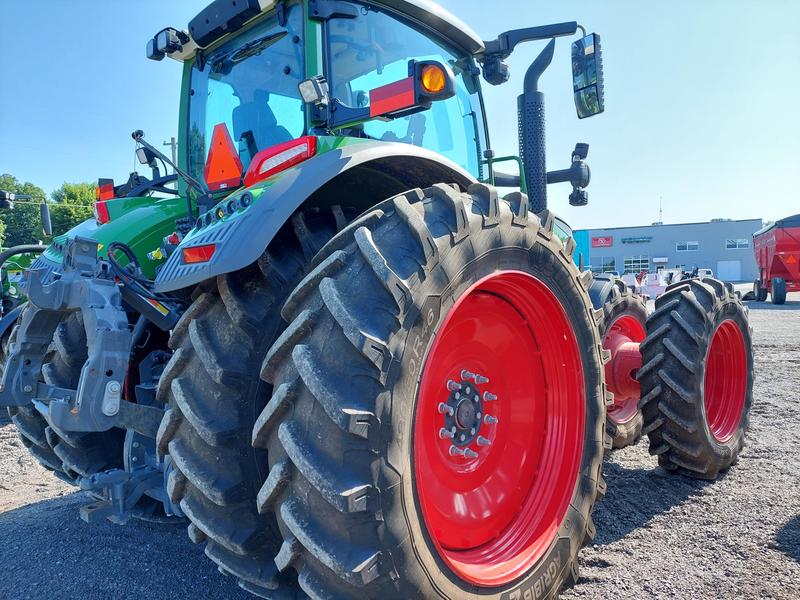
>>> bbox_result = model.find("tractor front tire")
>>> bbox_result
[772,277,787,305]
[258,184,607,599]
[156,209,343,597]
[639,278,753,479]
[589,275,648,449]
[5,310,124,483]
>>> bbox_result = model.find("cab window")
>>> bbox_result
[326,5,486,178]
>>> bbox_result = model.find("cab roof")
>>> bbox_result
[174,0,484,61]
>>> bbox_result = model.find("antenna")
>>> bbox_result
[658,196,663,223]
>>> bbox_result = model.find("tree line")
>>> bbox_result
[0,173,95,248]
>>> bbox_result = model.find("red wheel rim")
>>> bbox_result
[604,315,646,424]
[704,319,747,442]
[413,271,585,587]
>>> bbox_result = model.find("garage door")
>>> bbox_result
[716,260,741,281]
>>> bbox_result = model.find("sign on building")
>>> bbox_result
[591,236,613,248]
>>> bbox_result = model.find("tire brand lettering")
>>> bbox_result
[407,307,435,381]
[505,553,561,600]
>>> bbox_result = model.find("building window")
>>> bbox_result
[725,238,750,249]
[591,257,616,273]
[623,255,649,273]
[676,241,699,252]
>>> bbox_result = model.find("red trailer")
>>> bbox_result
[753,213,800,304]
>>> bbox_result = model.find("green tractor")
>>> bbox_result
[1,1,754,598]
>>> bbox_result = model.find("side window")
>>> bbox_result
[327,7,484,177]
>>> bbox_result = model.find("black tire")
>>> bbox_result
[772,277,786,305]
[5,309,124,483]
[639,278,754,479]
[589,275,648,449]
[753,280,768,302]
[258,184,607,599]
[156,208,345,597]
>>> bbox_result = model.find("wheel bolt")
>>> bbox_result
[483,392,497,402]
[438,402,454,416]
[464,448,479,459]
[477,436,491,447]
[449,445,465,457]
[439,428,455,439]
[446,380,462,392]
[484,414,498,425]
[470,427,476,435]
[461,370,490,385]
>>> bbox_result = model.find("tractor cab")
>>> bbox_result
[153,1,489,192]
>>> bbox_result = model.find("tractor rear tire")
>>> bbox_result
[4,310,124,483]
[155,208,344,598]
[589,275,647,449]
[258,185,607,599]
[772,277,786,305]
[639,278,753,479]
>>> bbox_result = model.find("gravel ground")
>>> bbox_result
[1,292,798,600]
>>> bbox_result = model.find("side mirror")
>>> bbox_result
[40,203,52,237]
[571,33,605,119]
[136,146,158,167]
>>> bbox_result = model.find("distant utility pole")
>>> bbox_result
[163,137,178,172]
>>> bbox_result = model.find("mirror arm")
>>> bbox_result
[483,22,578,59]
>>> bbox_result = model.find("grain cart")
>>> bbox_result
[753,213,800,304]
[2,1,754,598]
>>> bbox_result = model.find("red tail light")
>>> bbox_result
[94,178,114,224]
[182,243,216,264]
[243,136,317,188]
[94,200,111,225]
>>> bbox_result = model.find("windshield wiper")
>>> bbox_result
[212,31,287,73]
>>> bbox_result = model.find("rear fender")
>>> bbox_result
[153,140,476,293]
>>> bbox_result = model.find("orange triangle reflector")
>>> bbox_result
[204,123,243,191]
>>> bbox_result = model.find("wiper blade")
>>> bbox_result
[212,31,287,72]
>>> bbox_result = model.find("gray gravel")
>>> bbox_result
[1,293,798,599]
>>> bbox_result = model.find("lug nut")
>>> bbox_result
[464,448,479,459]
[477,436,492,447]
[449,445,465,457]
[446,380,462,392]
[484,414,498,425]
[438,402,454,416]
[470,427,476,435]
[439,428,454,439]
[483,392,497,402]
[461,369,489,384]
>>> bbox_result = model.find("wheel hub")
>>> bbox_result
[439,376,495,449]
[604,315,646,424]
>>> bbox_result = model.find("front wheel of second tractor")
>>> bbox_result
[639,278,754,479]
[258,184,608,599]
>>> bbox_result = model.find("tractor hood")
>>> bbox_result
[38,196,188,280]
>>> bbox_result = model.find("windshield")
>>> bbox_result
[326,4,487,178]
[186,3,304,185]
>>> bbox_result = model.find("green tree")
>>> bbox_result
[0,173,47,247]
[50,182,95,236]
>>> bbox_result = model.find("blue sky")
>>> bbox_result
[1,1,797,229]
